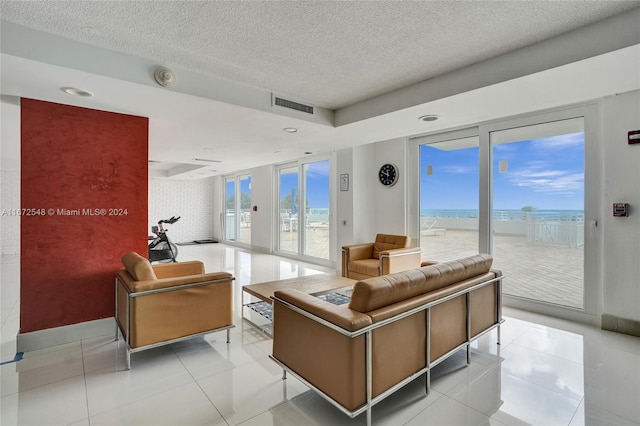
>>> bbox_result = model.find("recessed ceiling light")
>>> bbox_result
[304,152,313,155]
[193,158,222,163]
[419,114,439,122]
[283,127,298,133]
[61,87,93,97]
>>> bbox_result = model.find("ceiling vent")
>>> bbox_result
[272,94,315,115]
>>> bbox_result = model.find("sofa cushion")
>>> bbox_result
[349,254,493,313]
[121,252,157,281]
[372,234,411,259]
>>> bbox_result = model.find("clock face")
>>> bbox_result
[378,163,398,186]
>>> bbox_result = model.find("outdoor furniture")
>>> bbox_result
[341,233,422,280]
[421,220,447,236]
[115,252,235,369]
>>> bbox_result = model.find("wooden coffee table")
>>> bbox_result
[242,274,356,335]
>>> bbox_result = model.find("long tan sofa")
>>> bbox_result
[271,254,503,425]
[115,252,235,369]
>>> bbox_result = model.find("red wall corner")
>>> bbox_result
[20,98,148,333]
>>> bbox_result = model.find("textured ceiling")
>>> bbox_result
[1,0,639,109]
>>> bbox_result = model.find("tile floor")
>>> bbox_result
[1,244,639,425]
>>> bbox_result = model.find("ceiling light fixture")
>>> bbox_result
[193,158,222,163]
[61,87,93,97]
[283,127,298,133]
[419,114,440,122]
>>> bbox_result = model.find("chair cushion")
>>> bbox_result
[348,259,380,277]
[121,252,157,281]
[372,234,411,259]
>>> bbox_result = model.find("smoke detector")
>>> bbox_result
[154,66,176,88]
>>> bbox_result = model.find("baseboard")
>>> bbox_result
[601,314,640,337]
[17,317,115,353]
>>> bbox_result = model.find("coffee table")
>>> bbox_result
[242,274,356,335]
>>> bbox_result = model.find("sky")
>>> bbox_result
[229,130,584,214]
[279,160,330,210]
[420,132,585,211]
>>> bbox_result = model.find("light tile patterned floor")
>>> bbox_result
[2,245,638,426]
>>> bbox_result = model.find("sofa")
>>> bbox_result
[115,252,235,369]
[341,233,422,280]
[271,254,502,425]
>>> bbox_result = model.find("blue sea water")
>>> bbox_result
[420,209,584,220]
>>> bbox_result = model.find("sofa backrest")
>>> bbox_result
[348,254,493,313]
[372,234,411,259]
[121,252,157,281]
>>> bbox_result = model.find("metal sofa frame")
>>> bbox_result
[115,276,235,370]
[270,274,503,426]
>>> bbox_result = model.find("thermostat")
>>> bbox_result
[613,203,629,217]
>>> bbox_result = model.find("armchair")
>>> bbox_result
[115,252,235,369]
[341,234,421,280]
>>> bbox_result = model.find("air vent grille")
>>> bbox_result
[272,95,314,115]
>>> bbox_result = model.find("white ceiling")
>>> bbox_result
[1,1,639,179]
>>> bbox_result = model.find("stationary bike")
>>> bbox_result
[148,216,180,262]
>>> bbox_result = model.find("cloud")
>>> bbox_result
[508,163,583,195]
[534,132,584,149]
[304,160,330,177]
[440,165,476,174]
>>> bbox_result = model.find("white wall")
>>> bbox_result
[248,165,273,252]
[0,97,20,256]
[334,137,411,251]
[336,147,355,253]
[373,138,409,237]
[601,90,640,323]
[148,177,216,243]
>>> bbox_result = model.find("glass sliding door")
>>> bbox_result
[238,174,252,245]
[419,134,479,261]
[491,117,585,308]
[224,177,236,241]
[302,160,330,260]
[223,174,252,245]
[276,158,331,262]
[278,165,299,254]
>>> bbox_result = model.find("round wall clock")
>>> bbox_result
[378,163,398,186]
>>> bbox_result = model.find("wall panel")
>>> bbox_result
[20,99,148,333]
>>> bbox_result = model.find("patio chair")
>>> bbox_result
[421,220,446,236]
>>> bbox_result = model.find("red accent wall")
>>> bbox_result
[20,98,148,333]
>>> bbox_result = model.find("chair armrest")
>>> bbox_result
[379,247,421,257]
[120,272,233,294]
[274,289,372,332]
[152,261,205,278]
[380,247,422,275]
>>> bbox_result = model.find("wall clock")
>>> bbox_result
[378,163,398,186]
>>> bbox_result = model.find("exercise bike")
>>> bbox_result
[148,216,180,262]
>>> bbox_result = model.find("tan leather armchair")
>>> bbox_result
[341,234,422,280]
[115,252,234,369]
